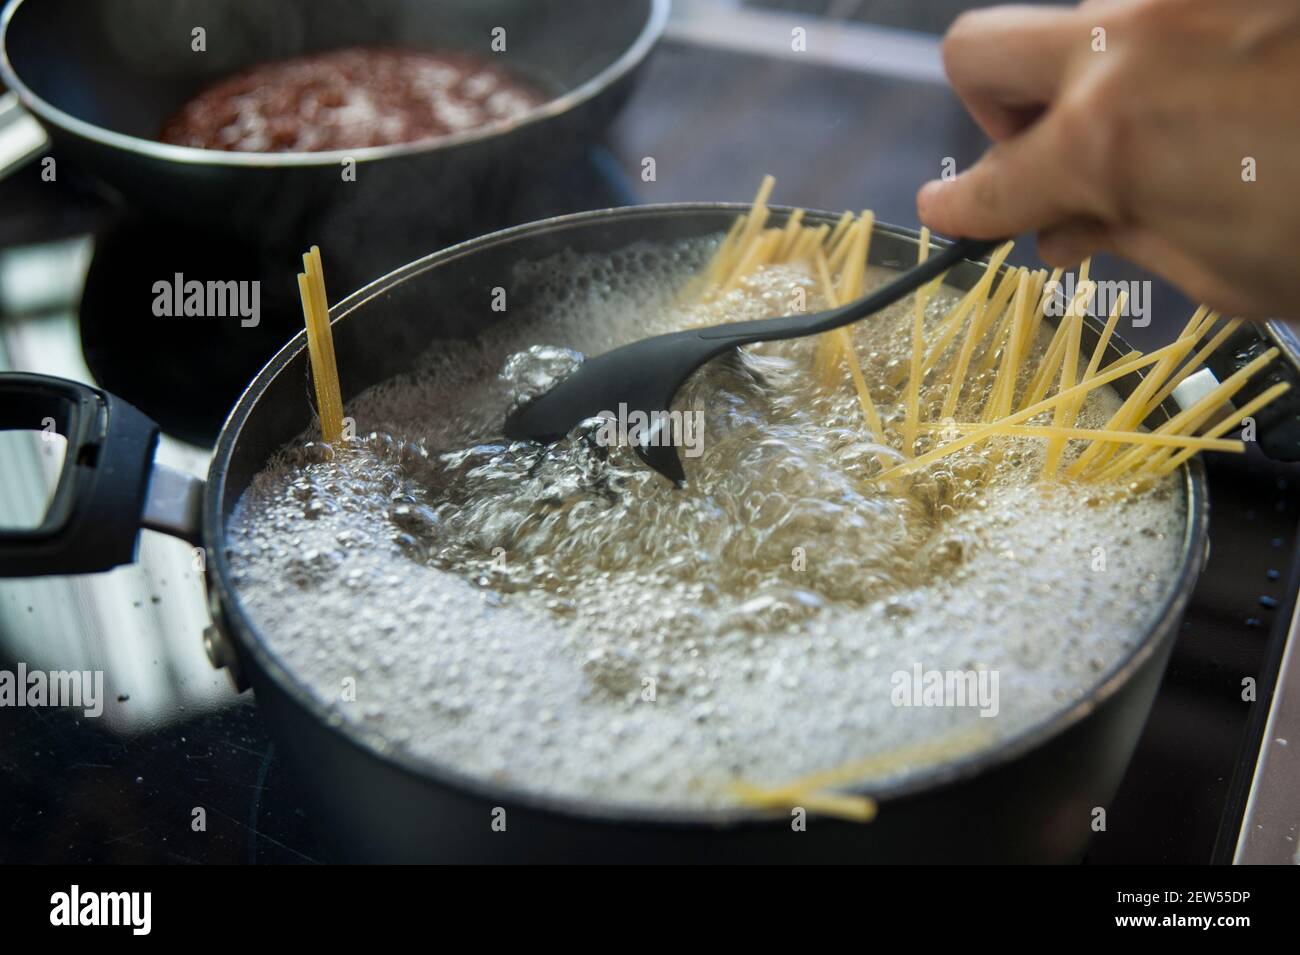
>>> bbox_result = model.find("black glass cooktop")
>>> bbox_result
[1,35,1296,864]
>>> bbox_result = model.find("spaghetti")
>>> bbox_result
[696,178,1288,496]
[298,245,345,444]
[693,179,1288,819]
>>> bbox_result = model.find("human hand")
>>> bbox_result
[917,0,1300,319]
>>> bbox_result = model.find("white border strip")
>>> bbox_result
[1235,589,1300,864]
[666,0,946,85]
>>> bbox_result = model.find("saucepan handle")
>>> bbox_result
[1197,321,1300,462]
[0,372,202,577]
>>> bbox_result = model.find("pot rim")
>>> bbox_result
[204,202,1210,828]
[0,0,670,169]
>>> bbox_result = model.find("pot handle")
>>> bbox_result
[1199,321,1300,461]
[0,372,201,577]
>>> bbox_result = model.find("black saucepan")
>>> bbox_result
[0,206,1215,862]
[0,0,668,283]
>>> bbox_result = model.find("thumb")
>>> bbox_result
[1041,220,1260,318]
[1037,218,1112,268]
[917,116,1076,239]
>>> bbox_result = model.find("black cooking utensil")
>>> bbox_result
[503,235,1001,483]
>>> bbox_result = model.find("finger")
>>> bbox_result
[1040,221,1262,318]
[1104,227,1261,318]
[942,4,1082,140]
[1036,219,1111,268]
[916,114,1078,239]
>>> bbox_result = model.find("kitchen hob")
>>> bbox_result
[1,13,1297,864]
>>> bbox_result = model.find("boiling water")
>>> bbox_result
[228,237,1187,809]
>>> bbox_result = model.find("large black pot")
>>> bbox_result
[0,206,1210,862]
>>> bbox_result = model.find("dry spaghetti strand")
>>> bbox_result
[693,177,1290,489]
[299,246,344,443]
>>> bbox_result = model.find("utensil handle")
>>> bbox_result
[0,373,168,577]
[811,235,1004,334]
[696,236,1005,344]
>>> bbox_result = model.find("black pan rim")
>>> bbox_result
[203,201,1210,828]
[0,0,670,168]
